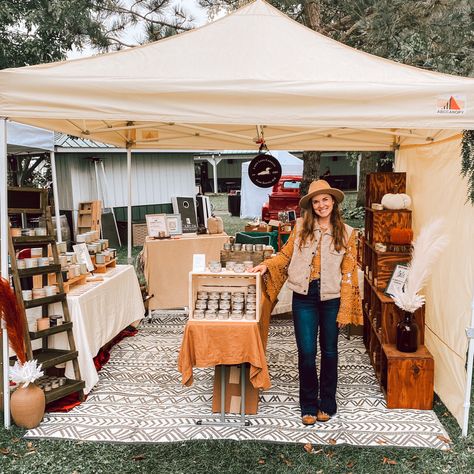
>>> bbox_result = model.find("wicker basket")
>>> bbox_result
[132,223,148,246]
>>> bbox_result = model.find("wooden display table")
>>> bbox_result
[144,233,229,309]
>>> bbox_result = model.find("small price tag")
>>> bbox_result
[193,254,206,272]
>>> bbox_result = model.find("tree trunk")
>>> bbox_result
[301,151,321,197]
[356,152,379,207]
[304,1,321,30]
[301,1,322,199]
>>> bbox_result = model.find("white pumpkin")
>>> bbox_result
[381,193,411,210]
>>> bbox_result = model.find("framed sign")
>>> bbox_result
[248,153,282,188]
[165,214,182,235]
[72,243,95,272]
[146,214,169,238]
[385,264,409,297]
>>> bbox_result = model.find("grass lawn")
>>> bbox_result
[1,391,473,473]
[2,194,472,473]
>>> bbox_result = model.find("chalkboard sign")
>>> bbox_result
[8,187,46,213]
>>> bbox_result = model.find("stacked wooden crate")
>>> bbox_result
[362,172,434,410]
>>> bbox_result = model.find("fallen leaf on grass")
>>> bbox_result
[303,443,313,453]
[328,438,337,445]
[383,457,397,465]
[347,461,355,468]
[437,435,451,444]
[0,448,10,455]
[11,438,21,443]
[26,442,33,449]
[258,459,265,465]
[132,454,145,461]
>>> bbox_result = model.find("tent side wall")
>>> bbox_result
[396,137,474,426]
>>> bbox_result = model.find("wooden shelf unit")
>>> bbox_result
[7,187,85,406]
[77,200,101,234]
[362,173,434,409]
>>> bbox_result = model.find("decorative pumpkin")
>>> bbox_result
[390,228,414,245]
[381,192,411,210]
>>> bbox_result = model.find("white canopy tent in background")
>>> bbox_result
[6,122,54,154]
[240,151,303,219]
[1,0,474,433]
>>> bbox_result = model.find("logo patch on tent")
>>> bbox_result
[436,95,465,115]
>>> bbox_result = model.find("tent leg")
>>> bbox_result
[127,148,132,264]
[462,295,474,436]
[50,151,62,243]
[0,117,11,429]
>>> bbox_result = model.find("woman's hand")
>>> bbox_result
[249,264,268,275]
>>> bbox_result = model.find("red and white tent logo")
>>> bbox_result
[437,95,465,114]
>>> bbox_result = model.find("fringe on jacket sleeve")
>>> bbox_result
[336,229,364,326]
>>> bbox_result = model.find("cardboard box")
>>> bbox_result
[212,365,260,414]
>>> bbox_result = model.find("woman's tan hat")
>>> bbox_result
[299,179,345,209]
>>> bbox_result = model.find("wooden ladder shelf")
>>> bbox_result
[7,187,85,405]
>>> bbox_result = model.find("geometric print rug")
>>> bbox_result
[25,312,451,450]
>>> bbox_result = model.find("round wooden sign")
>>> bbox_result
[248,153,282,188]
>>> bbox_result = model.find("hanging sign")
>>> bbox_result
[248,153,282,188]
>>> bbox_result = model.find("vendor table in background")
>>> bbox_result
[26,265,144,394]
[144,233,229,310]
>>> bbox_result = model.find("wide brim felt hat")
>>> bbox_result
[299,180,345,209]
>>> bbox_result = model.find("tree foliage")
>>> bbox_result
[0,0,197,69]
[0,0,109,68]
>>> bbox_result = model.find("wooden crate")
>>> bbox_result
[364,278,424,346]
[189,271,261,322]
[220,249,272,267]
[132,223,148,246]
[366,172,406,208]
[382,344,434,409]
[365,208,412,244]
[364,241,411,290]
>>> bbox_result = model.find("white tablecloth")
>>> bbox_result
[25,265,144,394]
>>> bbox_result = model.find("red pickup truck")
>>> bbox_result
[261,175,302,222]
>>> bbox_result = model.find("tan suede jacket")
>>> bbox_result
[263,217,363,325]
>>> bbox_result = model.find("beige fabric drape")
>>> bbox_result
[396,138,474,426]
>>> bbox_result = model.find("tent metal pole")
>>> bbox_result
[462,294,474,436]
[0,117,11,429]
[127,148,132,264]
[99,160,121,246]
[50,150,62,243]
[93,159,103,238]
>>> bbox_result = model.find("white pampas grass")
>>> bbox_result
[391,218,449,313]
[9,360,44,388]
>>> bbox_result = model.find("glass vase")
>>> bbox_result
[396,311,419,353]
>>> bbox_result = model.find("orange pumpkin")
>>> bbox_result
[389,228,413,244]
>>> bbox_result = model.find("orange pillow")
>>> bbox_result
[389,228,413,245]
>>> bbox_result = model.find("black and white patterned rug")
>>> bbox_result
[25,313,450,449]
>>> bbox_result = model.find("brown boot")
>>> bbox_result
[317,410,331,422]
[301,414,317,425]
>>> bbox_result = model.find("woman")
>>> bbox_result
[250,179,363,425]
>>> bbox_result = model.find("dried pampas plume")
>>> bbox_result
[391,219,449,313]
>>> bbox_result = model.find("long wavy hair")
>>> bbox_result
[298,196,347,251]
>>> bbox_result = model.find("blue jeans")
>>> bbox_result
[292,279,340,416]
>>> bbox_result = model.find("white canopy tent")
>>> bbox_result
[1,0,473,433]
[6,122,54,154]
[240,151,303,219]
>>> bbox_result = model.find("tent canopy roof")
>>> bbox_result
[0,0,473,151]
